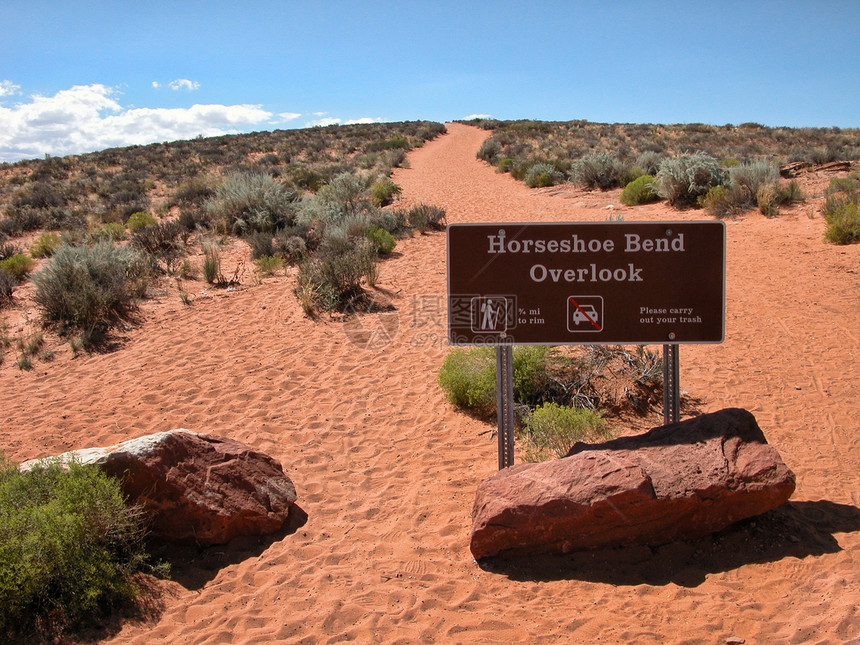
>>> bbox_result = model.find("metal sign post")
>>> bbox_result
[496,345,515,469]
[663,344,680,425]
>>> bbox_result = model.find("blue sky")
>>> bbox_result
[2,0,859,162]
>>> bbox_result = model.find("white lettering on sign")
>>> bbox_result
[624,233,685,252]
[529,263,644,283]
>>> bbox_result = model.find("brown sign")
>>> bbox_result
[447,221,725,345]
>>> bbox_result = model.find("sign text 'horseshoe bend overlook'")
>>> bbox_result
[447,221,725,345]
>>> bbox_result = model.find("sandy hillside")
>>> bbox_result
[2,122,860,644]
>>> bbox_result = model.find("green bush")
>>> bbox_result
[520,403,609,462]
[620,175,660,205]
[699,185,744,219]
[126,211,157,231]
[366,225,396,255]
[29,233,62,259]
[201,240,222,284]
[30,242,150,337]
[824,200,860,244]
[0,253,35,281]
[656,152,726,208]
[0,454,151,638]
[87,222,127,244]
[437,345,552,417]
[254,255,283,276]
[370,178,402,207]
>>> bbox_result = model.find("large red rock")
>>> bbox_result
[23,430,297,545]
[470,408,795,559]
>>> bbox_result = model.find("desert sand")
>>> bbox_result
[1,122,859,643]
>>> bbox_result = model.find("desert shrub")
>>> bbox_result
[698,185,743,219]
[0,270,14,307]
[620,175,660,205]
[823,198,860,244]
[366,225,396,255]
[0,243,21,262]
[437,345,553,417]
[170,176,216,207]
[370,178,402,207]
[0,253,35,281]
[407,204,446,233]
[201,240,222,284]
[245,230,275,260]
[274,233,308,265]
[301,173,378,225]
[29,233,62,259]
[571,153,626,189]
[477,138,502,164]
[30,242,150,337]
[130,220,184,273]
[635,150,665,176]
[519,403,609,462]
[656,152,726,208]
[729,161,779,204]
[524,162,565,188]
[0,454,151,639]
[294,238,377,313]
[126,211,157,231]
[205,172,298,234]
[254,255,283,276]
[87,222,128,244]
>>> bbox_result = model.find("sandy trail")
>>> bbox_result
[2,122,859,643]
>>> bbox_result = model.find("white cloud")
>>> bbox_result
[304,116,384,128]
[305,117,342,127]
[462,113,493,120]
[275,111,302,123]
[344,117,384,125]
[168,78,201,91]
[151,81,160,89]
[0,80,21,97]
[0,83,274,162]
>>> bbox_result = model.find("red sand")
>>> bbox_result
[2,123,859,643]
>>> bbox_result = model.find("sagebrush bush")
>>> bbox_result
[0,454,151,639]
[699,185,744,219]
[87,222,127,244]
[29,233,62,259]
[406,204,446,233]
[729,161,779,204]
[520,403,609,462]
[205,172,298,234]
[130,220,184,273]
[524,162,565,188]
[294,238,377,313]
[620,175,660,205]
[571,153,626,190]
[656,152,726,207]
[477,138,501,164]
[30,242,150,337]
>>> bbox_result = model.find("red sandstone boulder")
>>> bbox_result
[470,408,795,560]
[23,430,297,546]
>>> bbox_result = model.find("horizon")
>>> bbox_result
[2,0,859,163]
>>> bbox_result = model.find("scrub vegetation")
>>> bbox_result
[0,121,447,345]
[467,118,860,222]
